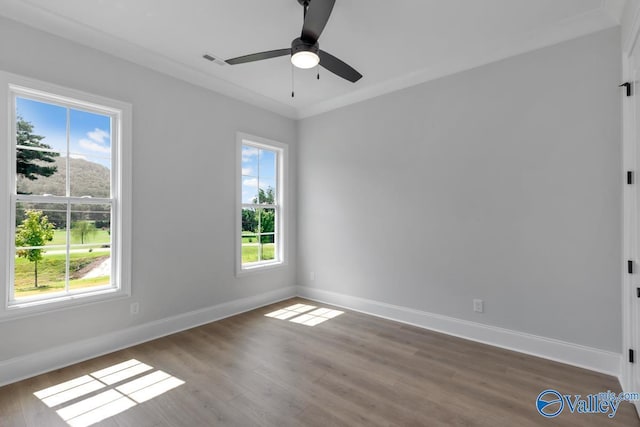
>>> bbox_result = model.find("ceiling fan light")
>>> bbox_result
[291,51,319,69]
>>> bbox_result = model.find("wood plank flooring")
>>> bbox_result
[0,297,638,426]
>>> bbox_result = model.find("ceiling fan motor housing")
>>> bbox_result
[291,37,319,55]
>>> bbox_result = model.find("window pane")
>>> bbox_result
[259,149,276,178]
[258,148,276,205]
[242,176,258,204]
[258,176,276,204]
[15,201,68,246]
[68,245,111,292]
[16,97,67,154]
[69,109,111,198]
[241,208,259,265]
[70,156,111,198]
[241,239,259,264]
[17,149,65,196]
[69,109,111,157]
[241,145,259,177]
[16,97,67,196]
[69,203,112,292]
[14,249,67,300]
[14,202,68,299]
[70,204,111,245]
[257,208,276,234]
[260,234,276,261]
[241,208,257,234]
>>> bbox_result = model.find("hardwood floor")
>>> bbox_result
[1,297,638,426]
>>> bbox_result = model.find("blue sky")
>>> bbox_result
[16,97,112,168]
[242,145,276,204]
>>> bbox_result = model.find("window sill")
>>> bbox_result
[237,260,287,277]
[1,287,130,322]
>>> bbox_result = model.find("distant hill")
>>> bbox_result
[17,157,110,198]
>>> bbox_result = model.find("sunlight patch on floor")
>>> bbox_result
[265,304,344,326]
[33,359,184,427]
[92,359,153,385]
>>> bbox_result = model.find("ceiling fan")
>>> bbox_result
[225,0,362,83]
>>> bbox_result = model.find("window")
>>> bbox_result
[0,72,132,315]
[237,133,287,274]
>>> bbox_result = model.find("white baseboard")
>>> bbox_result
[0,284,622,387]
[297,286,621,377]
[0,286,296,387]
[619,374,640,417]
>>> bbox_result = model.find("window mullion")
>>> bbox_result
[66,107,70,198]
[257,207,262,262]
[257,147,262,262]
[65,107,71,295]
[14,194,113,204]
[65,200,70,294]
[9,194,17,303]
[275,206,279,262]
[241,203,277,209]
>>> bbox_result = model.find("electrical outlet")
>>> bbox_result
[130,302,139,315]
[310,271,315,281]
[473,299,484,313]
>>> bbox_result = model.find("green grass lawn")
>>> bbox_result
[241,232,261,244]
[242,244,275,263]
[49,229,111,246]
[14,251,110,298]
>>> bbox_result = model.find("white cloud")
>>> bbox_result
[79,139,111,154]
[69,153,87,160]
[242,147,258,163]
[88,128,109,144]
[259,178,275,190]
[77,128,111,154]
[243,178,258,187]
[242,167,253,176]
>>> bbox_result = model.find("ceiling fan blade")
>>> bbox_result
[301,0,336,43]
[226,49,290,65]
[319,50,362,83]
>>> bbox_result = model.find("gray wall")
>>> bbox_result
[622,0,639,50]
[297,28,622,352]
[0,17,623,363]
[0,17,297,361]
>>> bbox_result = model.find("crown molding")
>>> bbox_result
[0,1,298,119]
[297,5,620,118]
[0,0,622,120]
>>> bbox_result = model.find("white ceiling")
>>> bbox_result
[0,0,627,118]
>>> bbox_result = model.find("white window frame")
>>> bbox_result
[236,132,288,276]
[0,71,132,319]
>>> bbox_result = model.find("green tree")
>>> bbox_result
[253,187,275,204]
[15,210,55,288]
[251,187,275,241]
[259,210,275,243]
[242,209,258,233]
[72,220,97,244]
[16,116,59,182]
